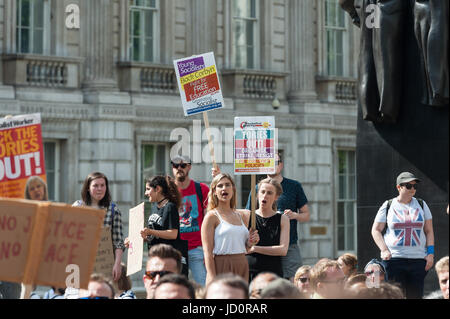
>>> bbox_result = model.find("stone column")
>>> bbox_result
[287,0,318,103]
[188,0,217,55]
[81,0,129,104]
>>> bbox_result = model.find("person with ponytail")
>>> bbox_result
[138,175,188,276]
[141,175,181,246]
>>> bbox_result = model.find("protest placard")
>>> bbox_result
[0,198,105,290]
[234,116,277,230]
[126,202,145,276]
[92,227,115,279]
[234,116,277,175]
[0,113,46,198]
[173,52,224,116]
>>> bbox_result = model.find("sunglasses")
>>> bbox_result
[145,270,173,280]
[172,163,189,169]
[79,296,110,300]
[365,270,384,276]
[401,183,418,190]
[298,277,309,283]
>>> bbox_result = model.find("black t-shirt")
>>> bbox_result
[247,212,283,280]
[147,201,180,247]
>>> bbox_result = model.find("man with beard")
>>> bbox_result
[246,152,310,282]
[171,155,209,286]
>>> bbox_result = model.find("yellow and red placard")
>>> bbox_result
[174,52,225,116]
[0,113,46,198]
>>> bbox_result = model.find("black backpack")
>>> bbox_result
[382,198,424,234]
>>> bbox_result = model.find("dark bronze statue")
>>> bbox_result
[413,0,449,106]
[340,0,449,124]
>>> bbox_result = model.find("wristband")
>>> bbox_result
[426,245,434,255]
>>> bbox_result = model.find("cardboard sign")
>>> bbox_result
[0,198,105,289]
[92,227,115,279]
[0,113,46,198]
[234,116,277,174]
[126,203,145,276]
[0,200,37,283]
[174,52,225,116]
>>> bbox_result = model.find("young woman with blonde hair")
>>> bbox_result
[201,173,259,285]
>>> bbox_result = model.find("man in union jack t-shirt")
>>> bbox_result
[372,172,435,299]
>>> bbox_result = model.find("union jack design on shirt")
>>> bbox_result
[392,208,423,246]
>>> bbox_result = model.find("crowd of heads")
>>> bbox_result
[88,243,443,300]
[16,166,447,300]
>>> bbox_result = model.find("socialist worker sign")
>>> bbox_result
[0,113,46,198]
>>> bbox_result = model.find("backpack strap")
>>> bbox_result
[382,198,394,234]
[110,202,116,251]
[111,202,116,226]
[194,181,204,210]
[416,198,424,210]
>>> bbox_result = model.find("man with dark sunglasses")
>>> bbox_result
[170,155,209,286]
[143,244,182,299]
[371,172,435,299]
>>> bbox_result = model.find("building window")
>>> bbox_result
[129,0,158,62]
[232,0,259,69]
[325,0,346,76]
[336,150,356,254]
[16,0,50,54]
[140,144,168,200]
[43,141,60,201]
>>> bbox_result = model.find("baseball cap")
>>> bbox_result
[396,172,421,185]
[171,155,191,164]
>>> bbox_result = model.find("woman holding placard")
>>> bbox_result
[73,172,125,282]
[244,178,290,280]
[124,175,188,276]
[201,173,259,285]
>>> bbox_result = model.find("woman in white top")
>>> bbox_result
[201,173,259,285]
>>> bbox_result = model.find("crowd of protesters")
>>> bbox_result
[0,154,448,300]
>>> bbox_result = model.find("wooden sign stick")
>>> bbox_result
[250,174,256,231]
[203,111,218,170]
[21,202,50,299]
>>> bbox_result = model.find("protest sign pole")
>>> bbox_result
[203,111,218,170]
[20,284,32,299]
[250,174,256,231]
[20,202,50,299]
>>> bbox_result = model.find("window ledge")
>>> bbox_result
[316,76,357,104]
[2,54,83,89]
[221,69,289,100]
[117,61,177,94]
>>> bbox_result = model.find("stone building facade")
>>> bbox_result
[1,0,359,292]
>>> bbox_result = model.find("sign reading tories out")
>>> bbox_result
[234,117,277,175]
[174,52,224,116]
[0,113,46,198]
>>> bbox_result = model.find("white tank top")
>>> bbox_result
[213,210,249,255]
